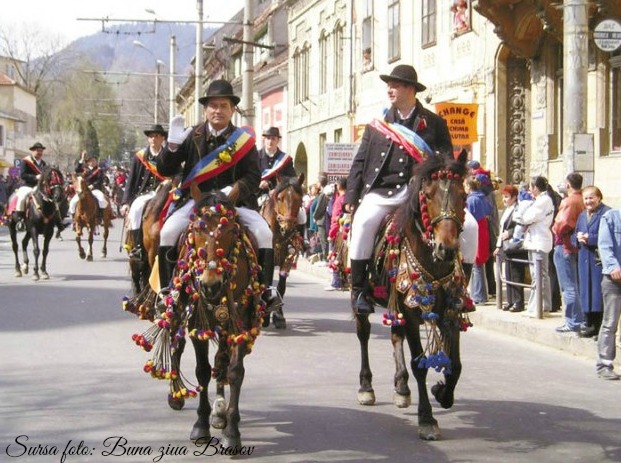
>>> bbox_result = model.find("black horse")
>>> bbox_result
[356,150,473,440]
[9,167,67,280]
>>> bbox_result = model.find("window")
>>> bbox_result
[334,22,344,89]
[334,128,342,142]
[253,29,270,65]
[0,125,4,147]
[422,0,436,47]
[450,0,471,37]
[362,0,374,72]
[388,0,400,62]
[230,52,242,80]
[319,30,328,93]
[319,132,327,168]
[611,53,621,152]
[294,44,311,104]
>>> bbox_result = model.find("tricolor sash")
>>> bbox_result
[136,151,166,181]
[369,119,433,162]
[261,152,292,181]
[22,157,43,175]
[180,127,255,190]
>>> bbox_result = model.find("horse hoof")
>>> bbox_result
[42,272,50,280]
[87,255,93,262]
[79,252,86,260]
[431,381,454,409]
[221,434,242,450]
[211,415,226,430]
[15,270,22,278]
[21,264,28,274]
[357,390,376,406]
[393,391,411,408]
[418,422,441,441]
[32,273,40,281]
[211,397,227,429]
[189,420,211,443]
[101,252,107,258]
[168,396,185,411]
[262,314,271,328]
[274,316,287,329]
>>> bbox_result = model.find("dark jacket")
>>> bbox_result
[345,101,452,206]
[258,147,297,191]
[158,122,260,210]
[76,161,106,191]
[20,155,47,187]
[122,147,166,205]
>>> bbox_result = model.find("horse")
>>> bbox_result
[259,173,305,328]
[125,184,264,447]
[8,166,67,280]
[327,212,352,290]
[124,179,174,294]
[356,150,473,441]
[72,174,113,261]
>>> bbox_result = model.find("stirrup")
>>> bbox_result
[263,287,283,312]
[129,246,144,260]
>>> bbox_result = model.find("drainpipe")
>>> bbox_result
[562,0,589,175]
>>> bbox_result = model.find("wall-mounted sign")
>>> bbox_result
[594,19,621,52]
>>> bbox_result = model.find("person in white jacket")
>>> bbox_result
[513,176,555,316]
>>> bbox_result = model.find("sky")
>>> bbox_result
[0,0,245,42]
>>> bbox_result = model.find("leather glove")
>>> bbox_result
[168,115,192,145]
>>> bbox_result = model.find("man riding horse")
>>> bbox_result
[156,79,281,312]
[121,124,170,259]
[13,142,48,231]
[344,64,454,315]
[258,126,307,241]
[69,151,109,224]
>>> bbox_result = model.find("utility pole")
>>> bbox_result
[242,0,254,127]
[562,0,589,175]
[195,0,204,125]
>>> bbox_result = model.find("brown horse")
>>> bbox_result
[125,179,174,294]
[72,174,113,261]
[259,173,305,328]
[125,184,264,447]
[356,150,473,441]
[8,167,67,280]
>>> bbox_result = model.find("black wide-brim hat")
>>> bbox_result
[198,79,241,106]
[29,142,46,151]
[379,64,427,92]
[144,124,168,137]
[262,127,281,138]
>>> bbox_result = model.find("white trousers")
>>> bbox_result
[69,189,108,214]
[349,188,408,260]
[160,198,273,249]
[15,186,34,212]
[127,191,156,230]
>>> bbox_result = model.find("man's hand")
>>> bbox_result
[120,204,129,217]
[344,203,354,213]
[259,180,269,190]
[168,115,192,145]
[610,267,621,282]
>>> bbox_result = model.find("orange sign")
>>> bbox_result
[434,103,478,145]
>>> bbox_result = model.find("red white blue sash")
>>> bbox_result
[369,119,433,162]
[260,152,292,181]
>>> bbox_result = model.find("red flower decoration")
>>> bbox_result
[417,118,427,132]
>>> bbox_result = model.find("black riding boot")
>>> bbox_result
[129,229,144,260]
[158,245,175,292]
[350,259,374,314]
[15,211,26,231]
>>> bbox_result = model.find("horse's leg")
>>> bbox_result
[391,325,411,408]
[408,321,441,441]
[20,232,30,275]
[10,223,22,277]
[31,233,41,281]
[100,222,108,258]
[431,327,462,410]
[86,226,94,262]
[168,337,186,410]
[40,232,52,280]
[272,276,287,330]
[221,342,247,449]
[277,273,287,298]
[211,339,230,430]
[76,226,86,260]
[189,337,212,443]
[356,313,375,405]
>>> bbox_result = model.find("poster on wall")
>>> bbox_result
[323,143,358,182]
[434,102,479,145]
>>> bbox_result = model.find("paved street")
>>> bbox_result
[1,220,620,463]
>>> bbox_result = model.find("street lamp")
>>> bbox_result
[133,40,165,124]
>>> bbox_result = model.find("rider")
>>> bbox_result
[344,64,453,315]
[14,142,47,231]
[258,126,308,242]
[121,124,170,259]
[69,150,109,223]
[156,79,280,310]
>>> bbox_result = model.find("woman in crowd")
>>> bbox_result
[573,186,610,338]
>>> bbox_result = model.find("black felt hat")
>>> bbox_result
[29,142,46,151]
[379,64,427,92]
[144,124,168,137]
[198,79,241,106]
[262,127,281,138]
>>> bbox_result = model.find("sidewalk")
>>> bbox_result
[294,256,600,361]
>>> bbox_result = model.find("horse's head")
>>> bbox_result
[404,150,468,262]
[186,185,243,302]
[46,168,67,205]
[272,174,304,235]
[72,174,88,198]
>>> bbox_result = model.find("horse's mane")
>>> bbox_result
[274,176,303,196]
[195,190,234,213]
[394,152,467,228]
